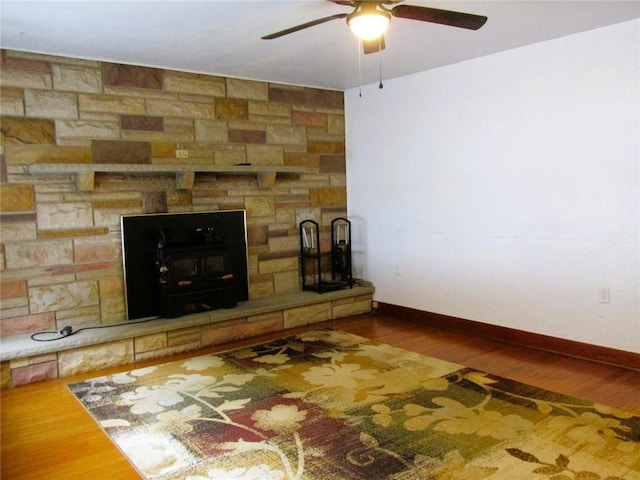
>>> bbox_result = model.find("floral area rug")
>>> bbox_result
[68,329,640,480]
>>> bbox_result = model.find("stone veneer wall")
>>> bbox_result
[0,50,351,381]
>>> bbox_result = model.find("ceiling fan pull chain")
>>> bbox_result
[379,37,384,89]
[358,39,363,97]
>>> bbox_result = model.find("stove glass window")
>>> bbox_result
[204,255,225,274]
[173,257,198,277]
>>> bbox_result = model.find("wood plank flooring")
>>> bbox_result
[2,311,639,479]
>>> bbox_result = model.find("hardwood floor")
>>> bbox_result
[2,311,639,479]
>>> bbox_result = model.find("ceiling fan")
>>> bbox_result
[262,1,488,54]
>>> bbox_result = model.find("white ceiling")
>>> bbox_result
[1,1,639,91]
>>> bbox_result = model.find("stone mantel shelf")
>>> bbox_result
[28,163,310,190]
[0,285,374,363]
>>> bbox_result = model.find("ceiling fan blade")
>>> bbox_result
[363,35,386,55]
[262,13,348,39]
[391,5,487,30]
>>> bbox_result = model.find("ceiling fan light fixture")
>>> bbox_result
[347,10,390,40]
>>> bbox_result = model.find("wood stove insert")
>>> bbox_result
[121,211,248,320]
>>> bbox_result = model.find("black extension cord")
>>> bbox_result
[30,318,156,342]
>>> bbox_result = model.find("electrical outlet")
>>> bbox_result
[176,149,189,159]
[598,285,611,304]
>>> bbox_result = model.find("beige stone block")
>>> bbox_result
[25,90,78,119]
[168,326,201,347]
[0,222,37,242]
[135,343,202,362]
[266,125,307,145]
[1,87,24,115]
[56,308,101,328]
[0,296,29,309]
[248,101,291,118]
[65,190,138,202]
[100,294,125,316]
[146,98,215,118]
[134,333,168,353]
[29,280,99,313]
[227,120,267,132]
[99,276,123,296]
[5,51,88,66]
[72,233,121,249]
[29,352,59,365]
[227,78,268,100]
[10,358,29,369]
[28,273,75,287]
[119,130,168,142]
[273,270,300,294]
[52,64,101,93]
[327,114,345,134]
[74,242,121,263]
[310,187,347,207]
[249,115,291,125]
[245,195,275,218]
[259,256,298,275]
[1,117,55,145]
[58,340,134,377]
[284,302,332,329]
[332,297,372,318]
[1,306,30,319]
[306,128,344,144]
[164,72,225,96]
[0,68,52,89]
[164,117,196,137]
[74,263,123,283]
[4,145,91,165]
[247,311,283,324]
[75,172,94,191]
[183,148,214,160]
[36,202,93,230]
[4,239,73,269]
[276,209,297,225]
[215,98,248,120]
[201,316,282,347]
[79,111,120,124]
[292,111,326,127]
[78,94,145,114]
[0,184,35,212]
[308,141,344,154]
[34,193,65,204]
[246,145,283,166]
[55,120,120,138]
[328,173,346,187]
[195,119,228,142]
[35,182,75,198]
[247,254,259,276]
[268,235,298,253]
[249,277,274,299]
[94,208,139,228]
[55,305,101,323]
[214,145,247,165]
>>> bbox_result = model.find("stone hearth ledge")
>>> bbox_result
[0,286,374,363]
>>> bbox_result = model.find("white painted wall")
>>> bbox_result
[345,20,640,353]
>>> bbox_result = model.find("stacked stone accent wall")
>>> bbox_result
[0,50,348,344]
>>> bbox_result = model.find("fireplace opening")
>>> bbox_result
[121,211,248,320]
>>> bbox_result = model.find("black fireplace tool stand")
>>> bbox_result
[299,218,353,294]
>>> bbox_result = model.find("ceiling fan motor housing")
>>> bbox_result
[347,3,392,40]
